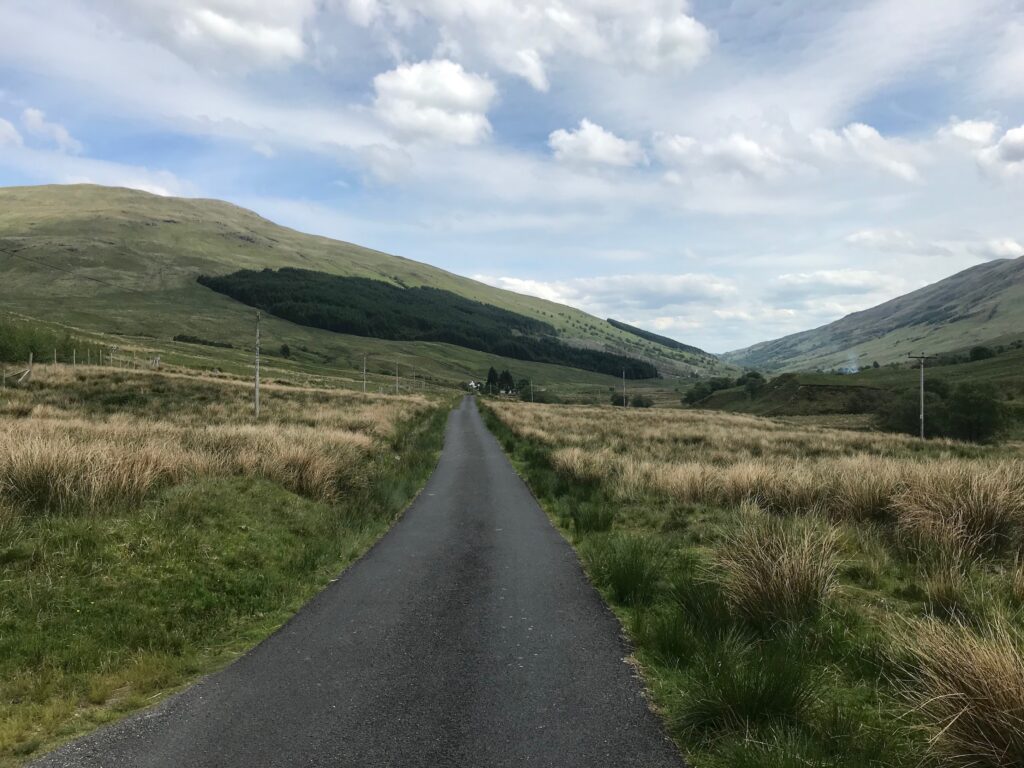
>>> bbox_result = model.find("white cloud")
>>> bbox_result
[977,125,1024,178]
[0,117,22,146]
[655,122,921,183]
[373,59,496,145]
[94,0,316,69]
[549,119,645,167]
[845,228,927,253]
[21,108,82,153]
[941,118,999,145]
[774,269,897,296]
[179,8,304,63]
[985,21,1024,98]
[510,49,549,92]
[821,123,921,182]
[655,132,787,179]
[347,0,712,90]
[969,238,1023,259]
[474,272,736,317]
[846,229,1022,261]
[0,140,185,198]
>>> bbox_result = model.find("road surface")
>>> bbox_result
[35,396,684,768]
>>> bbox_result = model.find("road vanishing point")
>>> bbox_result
[35,397,685,768]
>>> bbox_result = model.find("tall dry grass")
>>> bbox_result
[895,618,1024,767]
[0,367,434,515]
[716,504,841,625]
[894,462,1024,562]
[500,403,1024,562]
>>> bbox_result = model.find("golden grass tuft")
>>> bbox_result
[893,462,1024,562]
[895,617,1024,767]
[716,504,842,626]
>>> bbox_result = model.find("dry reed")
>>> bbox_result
[0,367,434,514]
[895,617,1024,767]
[716,504,841,625]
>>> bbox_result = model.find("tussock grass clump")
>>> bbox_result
[632,606,699,666]
[716,506,841,626]
[581,533,666,605]
[894,618,1024,767]
[894,462,1024,562]
[674,631,817,737]
[569,501,615,533]
[830,456,903,522]
[549,446,613,486]
[668,559,734,642]
[921,565,977,623]
[0,435,190,515]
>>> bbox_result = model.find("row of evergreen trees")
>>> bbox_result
[198,269,659,379]
[484,367,526,394]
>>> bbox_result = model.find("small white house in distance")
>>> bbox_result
[467,380,480,391]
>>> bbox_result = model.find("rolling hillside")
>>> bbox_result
[0,184,728,390]
[724,255,1024,371]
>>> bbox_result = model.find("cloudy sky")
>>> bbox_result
[1,0,1022,352]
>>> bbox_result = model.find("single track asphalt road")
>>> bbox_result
[35,396,685,768]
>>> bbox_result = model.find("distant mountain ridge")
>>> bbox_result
[0,184,729,382]
[724,255,1024,371]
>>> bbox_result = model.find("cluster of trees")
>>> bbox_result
[682,371,765,405]
[200,269,658,379]
[922,341,1022,368]
[484,366,522,394]
[610,392,654,407]
[877,380,1008,442]
[0,317,105,364]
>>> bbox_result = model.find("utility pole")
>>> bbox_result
[622,369,627,408]
[362,354,367,394]
[395,361,399,395]
[908,354,933,439]
[254,311,261,419]
[530,379,534,403]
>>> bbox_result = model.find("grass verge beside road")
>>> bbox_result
[483,402,1024,768]
[0,367,448,765]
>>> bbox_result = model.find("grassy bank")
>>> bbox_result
[484,402,1024,768]
[0,367,448,765]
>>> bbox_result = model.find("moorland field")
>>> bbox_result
[487,401,1024,768]
[0,364,447,764]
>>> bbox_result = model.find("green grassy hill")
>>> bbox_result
[724,255,1024,371]
[0,184,730,393]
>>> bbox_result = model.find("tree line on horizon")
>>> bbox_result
[199,269,659,379]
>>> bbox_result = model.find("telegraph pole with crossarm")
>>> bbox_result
[908,354,933,439]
